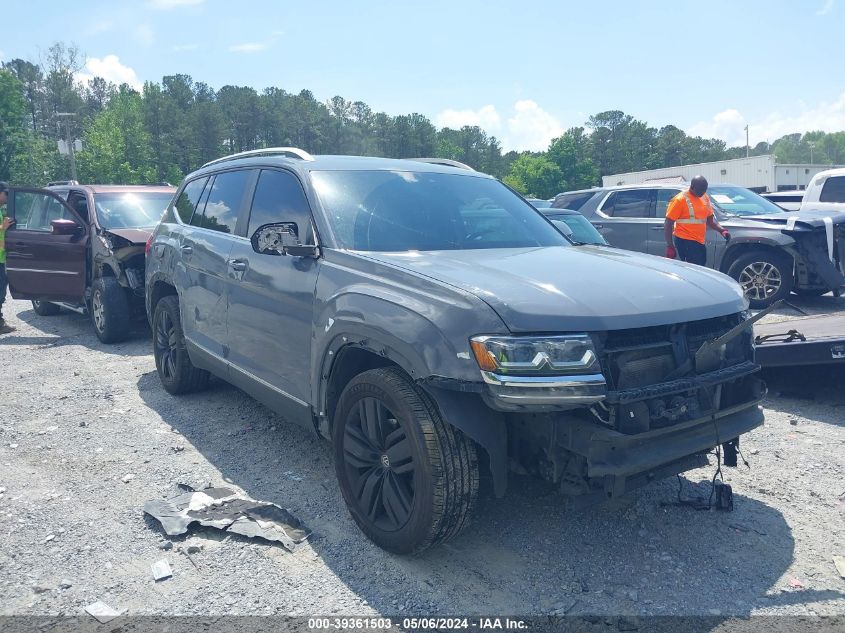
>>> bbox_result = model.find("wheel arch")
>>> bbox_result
[146,275,178,326]
[719,240,796,274]
[318,335,509,498]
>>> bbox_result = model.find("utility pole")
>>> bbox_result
[744,124,749,158]
[56,112,78,182]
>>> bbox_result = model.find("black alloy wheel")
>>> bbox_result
[342,396,416,532]
[154,307,178,383]
[333,367,479,554]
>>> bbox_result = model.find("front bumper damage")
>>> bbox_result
[781,215,845,291]
[431,312,766,500]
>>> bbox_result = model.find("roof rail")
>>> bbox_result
[405,158,475,171]
[201,147,315,169]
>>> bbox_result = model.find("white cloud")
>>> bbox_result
[506,100,565,152]
[150,0,205,8]
[134,24,155,46]
[172,43,199,52]
[229,41,269,53]
[688,93,845,147]
[435,105,501,131]
[817,0,835,15]
[77,55,143,92]
[436,100,565,152]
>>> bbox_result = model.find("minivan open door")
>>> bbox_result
[5,187,88,301]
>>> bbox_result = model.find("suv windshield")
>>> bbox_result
[94,192,173,229]
[707,186,784,217]
[312,170,568,251]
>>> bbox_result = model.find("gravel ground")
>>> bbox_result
[0,295,843,619]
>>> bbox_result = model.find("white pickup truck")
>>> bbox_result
[801,167,845,212]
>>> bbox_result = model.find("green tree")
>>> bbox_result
[77,86,154,183]
[0,69,28,181]
[503,154,563,198]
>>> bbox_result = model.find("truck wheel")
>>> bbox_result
[152,295,209,395]
[32,300,61,316]
[333,367,478,554]
[727,250,794,309]
[91,277,131,343]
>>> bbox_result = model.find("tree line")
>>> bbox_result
[2,43,844,199]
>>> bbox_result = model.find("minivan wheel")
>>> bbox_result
[32,300,61,316]
[152,295,209,395]
[91,277,131,343]
[333,367,478,554]
[727,250,794,309]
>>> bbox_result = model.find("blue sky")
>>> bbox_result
[2,0,843,151]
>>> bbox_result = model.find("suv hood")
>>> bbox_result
[736,209,845,228]
[104,227,153,245]
[365,246,747,332]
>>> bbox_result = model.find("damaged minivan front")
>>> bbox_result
[5,184,175,343]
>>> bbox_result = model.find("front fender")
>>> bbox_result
[719,236,798,272]
[312,286,495,412]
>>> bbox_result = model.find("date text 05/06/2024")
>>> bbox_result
[307,618,528,630]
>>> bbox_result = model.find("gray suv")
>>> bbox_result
[146,149,764,553]
[553,184,845,308]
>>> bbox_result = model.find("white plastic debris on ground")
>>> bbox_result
[143,485,310,552]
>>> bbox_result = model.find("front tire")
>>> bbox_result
[333,367,478,554]
[91,277,131,343]
[32,300,61,316]
[152,295,209,395]
[727,250,794,309]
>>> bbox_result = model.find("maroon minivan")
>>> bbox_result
[4,183,176,343]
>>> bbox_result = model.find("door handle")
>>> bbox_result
[650,227,665,231]
[180,245,193,255]
[228,259,248,272]
[593,223,604,229]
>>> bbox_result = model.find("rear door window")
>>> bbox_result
[819,176,845,203]
[247,169,314,242]
[600,189,654,217]
[175,177,208,224]
[191,170,251,234]
[655,189,681,218]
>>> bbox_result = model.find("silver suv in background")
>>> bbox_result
[553,184,845,307]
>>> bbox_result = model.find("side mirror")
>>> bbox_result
[51,219,82,236]
[552,219,574,237]
[251,222,320,258]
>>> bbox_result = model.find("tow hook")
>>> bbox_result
[714,480,734,511]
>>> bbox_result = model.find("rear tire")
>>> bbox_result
[32,300,61,316]
[91,277,131,343]
[727,250,794,309]
[152,295,210,395]
[333,367,478,554]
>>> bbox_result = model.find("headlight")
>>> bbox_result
[469,334,599,376]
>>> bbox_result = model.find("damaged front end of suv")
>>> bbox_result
[476,311,766,505]
[774,211,845,294]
